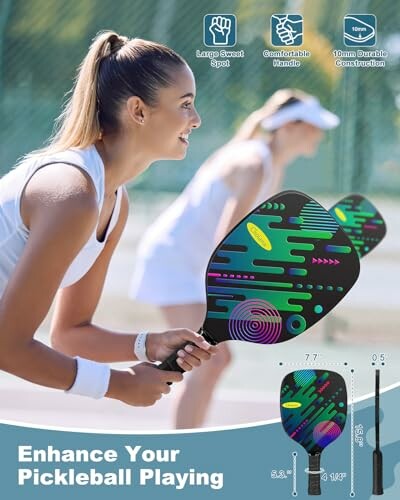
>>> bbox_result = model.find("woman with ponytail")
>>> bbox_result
[0,31,215,408]
[130,88,340,427]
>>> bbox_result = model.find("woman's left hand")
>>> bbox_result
[146,329,217,371]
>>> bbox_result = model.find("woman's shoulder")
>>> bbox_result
[208,140,265,196]
[220,139,266,173]
[21,161,99,224]
[45,145,104,181]
[215,139,268,168]
[183,140,267,199]
[23,145,104,202]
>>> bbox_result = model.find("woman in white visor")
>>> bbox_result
[129,88,340,427]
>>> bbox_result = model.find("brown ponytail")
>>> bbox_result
[52,31,124,151]
[29,30,187,157]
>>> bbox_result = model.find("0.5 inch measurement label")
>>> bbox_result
[371,353,387,365]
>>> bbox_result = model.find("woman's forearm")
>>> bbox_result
[51,324,138,363]
[0,336,141,404]
[0,338,77,390]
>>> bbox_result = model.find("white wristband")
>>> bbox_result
[66,357,111,399]
[134,332,151,362]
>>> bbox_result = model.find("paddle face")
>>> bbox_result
[202,191,360,345]
[329,194,386,258]
[280,370,347,455]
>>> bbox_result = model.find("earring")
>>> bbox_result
[140,118,144,124]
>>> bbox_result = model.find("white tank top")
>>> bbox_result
[137,140,274,274]
[0,145,123,299]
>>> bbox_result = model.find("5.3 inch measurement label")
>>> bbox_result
[271,469,292,480]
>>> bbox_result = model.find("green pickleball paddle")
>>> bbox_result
[329,194,386,258]
[281,369,348,495]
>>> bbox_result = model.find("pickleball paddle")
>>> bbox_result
[159,190,360,372]
[280,369,348,495]
[329,194,386,258]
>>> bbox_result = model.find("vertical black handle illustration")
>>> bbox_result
[373,369,384,495]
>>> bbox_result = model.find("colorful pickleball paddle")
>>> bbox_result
[159,190,360,372]
[329,194,386,258]
[280,369,348,495]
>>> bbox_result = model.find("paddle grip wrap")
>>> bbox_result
[158,328,217,384]
[372,449,383,495]
[308,454,321,495]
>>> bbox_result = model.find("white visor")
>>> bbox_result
[261,97,340,131]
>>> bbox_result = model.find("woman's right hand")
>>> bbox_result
[107,363,183,407]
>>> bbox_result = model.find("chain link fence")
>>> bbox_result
[0,0,399,195]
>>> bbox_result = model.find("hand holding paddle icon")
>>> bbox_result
[274,15,303,45]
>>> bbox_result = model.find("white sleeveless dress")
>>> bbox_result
[129,140,276,305]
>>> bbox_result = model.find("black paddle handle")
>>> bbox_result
[158,327,217,374]
[373,369,384,495]
[308,454,321,495]
[158,343,192,373]
[372,449,383,495]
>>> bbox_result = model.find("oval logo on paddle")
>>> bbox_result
[282,401,302,409]
[334,207,347,222]
[247,222,272,251]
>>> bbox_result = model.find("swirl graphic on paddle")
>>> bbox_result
[228,299,282,344]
